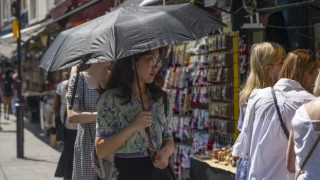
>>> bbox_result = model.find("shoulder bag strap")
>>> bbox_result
[164,92,168,118]
[63,109,67,125]
[69,66,81,110]
[296,135,320,180]
[271,87,289,139]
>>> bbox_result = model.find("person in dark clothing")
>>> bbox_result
[1,70,14,119]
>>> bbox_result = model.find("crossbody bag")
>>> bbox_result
[271,87,290,139]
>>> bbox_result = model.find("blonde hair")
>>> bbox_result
[240,42,285,105]
[279,49,320,93]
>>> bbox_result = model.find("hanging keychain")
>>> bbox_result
[197,109,204,130]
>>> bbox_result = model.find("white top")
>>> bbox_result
[234,78,315,180]
[292,105,320,180]
[56,80,77,130]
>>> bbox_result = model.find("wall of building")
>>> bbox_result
[27,0,55,25]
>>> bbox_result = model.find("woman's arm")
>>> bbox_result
[67,104,97,124]
[95,124,137,158]
[95,111,152,158]
[153,137,174,169]
[286,130,296,173]
[160,137,175,156]
[66,72,97,123]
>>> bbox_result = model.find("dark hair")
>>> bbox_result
[101,49,166,105]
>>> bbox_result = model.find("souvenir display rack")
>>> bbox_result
[164,32,240,179]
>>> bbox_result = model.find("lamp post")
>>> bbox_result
[12,0,24,159]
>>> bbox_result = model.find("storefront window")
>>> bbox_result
[29,0,36,22]
[54,0,64,5]
[3,0,9,22]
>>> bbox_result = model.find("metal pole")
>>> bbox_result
[16,0,24,159]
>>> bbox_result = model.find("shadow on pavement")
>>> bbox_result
[24,121,63,153]
[23,157,58,164]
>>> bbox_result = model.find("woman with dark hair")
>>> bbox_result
[95,48,175,180]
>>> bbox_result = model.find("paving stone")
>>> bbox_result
[0,114,61,180]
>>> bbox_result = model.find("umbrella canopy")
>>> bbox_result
[40,3,226,72]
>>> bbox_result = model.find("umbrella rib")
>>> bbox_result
[48,31,78,71]
[110,8,123,60]
[163,11,197,39]
[47,22,92,71]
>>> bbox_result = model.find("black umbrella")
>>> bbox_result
[39,3,226,72]
[41,4,225,162]
[40,3,226,118]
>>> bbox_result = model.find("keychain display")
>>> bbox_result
[164,34,238,175]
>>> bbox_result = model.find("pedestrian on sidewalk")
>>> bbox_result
[232,42,286,180]
[11,69,18,115]
[54,71,78,180]
[1,69,14,120]
[66,62,113,180]
[95,48,175,180]
[286,54,320,180]
[240,49,320,180]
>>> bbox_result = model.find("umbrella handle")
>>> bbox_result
[68,53,92,110]
[133,57,146,111]
[133,57,150,134]
[68,65,81,110]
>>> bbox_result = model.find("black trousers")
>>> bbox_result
[54,129,77,179]
[114,157,175,180]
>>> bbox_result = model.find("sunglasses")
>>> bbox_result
[307,49,316,62]
[139,54,163,68]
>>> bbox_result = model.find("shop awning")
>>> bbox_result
[0,24,46,44]
[0,23,46,59]
[0,40,16,59]
[115,0,171,9]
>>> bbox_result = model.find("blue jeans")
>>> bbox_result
[235,158,249,180]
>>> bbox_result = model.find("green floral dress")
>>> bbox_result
[96,88,173,158]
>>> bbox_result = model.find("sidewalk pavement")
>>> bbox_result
[0,114,61,180]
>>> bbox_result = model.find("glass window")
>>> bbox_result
[3,0,9,21]
[29,0,36,20]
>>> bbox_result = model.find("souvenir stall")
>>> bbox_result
[22,27,63,137]
[164,32,246,180]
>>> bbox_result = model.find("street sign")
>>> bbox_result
[12,20,19,39]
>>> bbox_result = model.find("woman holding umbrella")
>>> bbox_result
[66,62,114,180]
[95,48,175,180]
[38,4,226,179]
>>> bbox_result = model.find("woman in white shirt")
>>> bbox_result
[239,49,320,180]
[286,53,320,180]
[233,42,285,180]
